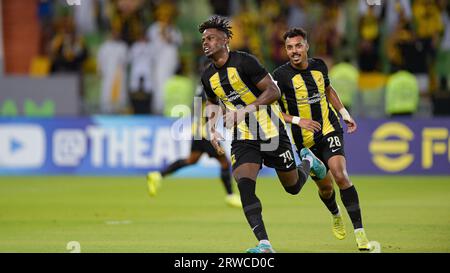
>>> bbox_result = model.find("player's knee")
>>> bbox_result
[184,158,194,165]
[332,170,351,187]
[222,162,230,169]
[333,171,346,182]
[185,156,199,165]
[332,172,346,183]
[218,158,230,169]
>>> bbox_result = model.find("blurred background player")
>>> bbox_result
[146,57,242,209]
[199,16,326,253]
[273,27,371,251]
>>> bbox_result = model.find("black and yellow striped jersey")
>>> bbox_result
[201,51,285,141]
[273,58,342,148]
[191,84,209,140]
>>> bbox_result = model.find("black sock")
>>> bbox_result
[284,181,301,195]
[319,190,339,215]
[160,159,188,177]
[237,177,268,241]
[300,159,311,176]
[294,159,311,190]
[340,185,363,229]
[284,161,310,195]
[220,168,233,195]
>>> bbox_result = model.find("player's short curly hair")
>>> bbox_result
[283,28,307,41]
[198,15,233,38]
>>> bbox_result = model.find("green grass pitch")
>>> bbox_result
[0,175,449,253]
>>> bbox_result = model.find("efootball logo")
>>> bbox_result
[0,125,46,168]
[66,0,81,6]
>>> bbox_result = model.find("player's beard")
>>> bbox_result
[290,53,306,68]
[205,44,226,59]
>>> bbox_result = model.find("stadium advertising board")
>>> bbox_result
[345,118,450,175]
[0,116,449,175]
[0,76,80,116]
[0,116,230,176]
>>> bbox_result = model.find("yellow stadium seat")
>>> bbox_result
[357,72,388,117]
[358,72,387,91]
[29,56,50,77]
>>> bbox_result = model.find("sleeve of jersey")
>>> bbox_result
[272,70,282,91]
[317,59,330,87]
[272,71,287,112]
[201,77,218,104]
[242,53,268,85]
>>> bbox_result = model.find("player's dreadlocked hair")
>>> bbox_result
[198,15,233,38]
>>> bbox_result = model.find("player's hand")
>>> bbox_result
[296,119,321,133]
[224,108,247,129]
[343,116,357,134]
[210,130,225,155]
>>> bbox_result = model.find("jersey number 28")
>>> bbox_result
[327,136,341,148]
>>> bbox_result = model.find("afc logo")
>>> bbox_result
[369,122,449,172]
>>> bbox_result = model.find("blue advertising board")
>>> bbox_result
[0,116,449,176]
[344,118,450,175]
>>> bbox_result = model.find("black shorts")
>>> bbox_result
[297,131,345,178]
[191,139,221,158]
[230,129,296,172]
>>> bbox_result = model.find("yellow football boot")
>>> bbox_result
[146,172,162,197]
[332,213,346,240]
[225,194,242,208]
[355,228,370,251]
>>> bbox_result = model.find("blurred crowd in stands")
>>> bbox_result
[31,0,450,117]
